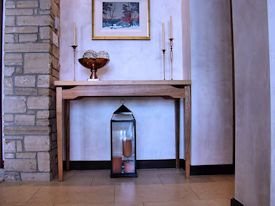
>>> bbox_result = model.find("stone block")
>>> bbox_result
[37,119,50,126]
[6,8,33,16]
[39,27,50,39]
[4,114,14,122]
[17,16,50,26]
[4,140,16,152]
[5,87,14,95]
[5,34,14,43]
[40,0,51,10]
[19,34,38,42]
[5,53,23,65]
[5,16,15,26]
[38,88,53,96]
[15,67,23,74]
[5,43,50,53]
[51,1,59,17]
[5,26,38,34]
[4,136,24,140]
[4,77,13,89]
[6,1,16,9]
[24,53,50,74]
[24,135,50,151]
[5,159,37,172]
[4,126,51,135]
[21,172,50,181]
[17,1,39,8]
[4,171,21,181]
[15,75,36,87]
[15,115,35,126]
[39,10,51,15]
[27,96,50,109]
[5,153,15,159]
[4,67,15,77]
[38,152,50,172]
[16,152,36,159]
[4,96,26,113]
[0,169,4,182]
[37,111,50,119]
[37,75,50,87]
[17,141,23,152]
[14,88,37,96]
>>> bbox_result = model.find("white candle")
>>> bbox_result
[73,23,77,45]
[162,23,165,50]
[169,16,173,39]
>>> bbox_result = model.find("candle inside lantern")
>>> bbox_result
[162,23,165,50]
[169,16,173,39]
[73,23,77,46]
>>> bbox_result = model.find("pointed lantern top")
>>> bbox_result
[114,104,132,114]
[112,104,135,120]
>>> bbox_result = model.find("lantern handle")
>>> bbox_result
[120,99,125,105]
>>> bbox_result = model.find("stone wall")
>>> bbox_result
[3,0,60,181]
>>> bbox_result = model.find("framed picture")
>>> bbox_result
[92,0,150,40]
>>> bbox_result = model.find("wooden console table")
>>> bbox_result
[54,80,191,181]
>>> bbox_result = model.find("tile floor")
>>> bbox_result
[0,169,234,206]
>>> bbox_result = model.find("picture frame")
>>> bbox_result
[92,0,150,40]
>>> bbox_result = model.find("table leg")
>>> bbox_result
[65,101,70,171]
[56,87,64,181]
[184,86,191,178]
[175,99,180,169]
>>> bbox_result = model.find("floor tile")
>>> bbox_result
[189,181,234,200]
[28,185,115,204]
[92,171,161,186]
[115,183,198,203]
[0,169,234,206]
[0,185,40,204]
[144,199,230,206]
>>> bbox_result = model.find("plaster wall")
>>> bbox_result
[190,0,233,165]
[60,0,185,160]
[60,0,234,164]
[268,0,275,204]
[232,0,271,205]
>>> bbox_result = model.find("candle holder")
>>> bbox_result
[71,44,78,81]
[78,57,109,80]
[162,49,166,80]
[169,38,174,80]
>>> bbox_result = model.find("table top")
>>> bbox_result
[54,80,191,87]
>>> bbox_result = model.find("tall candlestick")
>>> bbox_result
[73,23,77,46]
[162,23,165,50]
[71,45,78,81]
[169,38,174,80]
[169,16,173,39]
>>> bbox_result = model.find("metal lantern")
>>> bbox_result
[111,104,137,178]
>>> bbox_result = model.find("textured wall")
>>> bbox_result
[60,0,186,160]
[60,0,184,81]
[3,0,60,181]
[190,0,233,165]
[60,0,234,165]
[268,0,275,205]
[232,0,271,205]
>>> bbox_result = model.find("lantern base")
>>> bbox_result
[110,173,138,178]
[87,78,99,81]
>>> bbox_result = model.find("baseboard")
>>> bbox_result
[64,160,235,175]
[137,159,176,169]
[64,159,177,170]
[180,160,234,175]
[231,198,244,206]
[65,161,111,170]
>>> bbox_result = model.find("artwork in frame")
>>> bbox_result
[92,0,150,40]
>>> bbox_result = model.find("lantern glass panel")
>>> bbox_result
[111,105,137,177]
